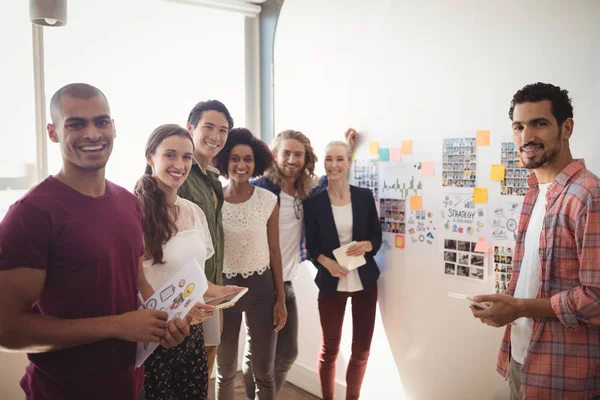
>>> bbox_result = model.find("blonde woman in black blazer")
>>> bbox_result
[304,141,382,400]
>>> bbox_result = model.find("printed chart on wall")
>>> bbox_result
[353,159,380,204]
[379,198,406,234]
[493,245,514,293]
[490,202,522,242]
[500,142,529,196]
[442,137,477,188]
[379,161,423,200]
[443,239,488,282]
[406,207,436,246]
[440,193,486,238]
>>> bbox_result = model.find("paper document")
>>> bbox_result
[135,258,207,368]
[332,241,366,271]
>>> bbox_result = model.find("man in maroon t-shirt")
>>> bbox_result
[0,83,190,400]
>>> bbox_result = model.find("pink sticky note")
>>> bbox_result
[474,237,491,253]
[390,148,402,162]
[422,161,435,177]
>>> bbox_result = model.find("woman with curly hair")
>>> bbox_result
[211,128,287,400]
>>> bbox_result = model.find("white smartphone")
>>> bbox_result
[448,292,488,310]
[204,287,249,310]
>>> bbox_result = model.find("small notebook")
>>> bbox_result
[332,241,367,271]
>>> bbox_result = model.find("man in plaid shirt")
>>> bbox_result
[472,83,600,399]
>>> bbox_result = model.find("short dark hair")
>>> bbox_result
[187,100,234,130]
[211,128,273,178]
[508,82,573,125]
[50,83,109,124]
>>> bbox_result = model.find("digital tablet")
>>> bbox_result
[448,292,488,310]
[204,287,249,310]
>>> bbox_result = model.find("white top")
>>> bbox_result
[142,197,214,295]
[511,183,550,364]
[331,203,364,292]
[279,191,303,282]
[222,186,277,278]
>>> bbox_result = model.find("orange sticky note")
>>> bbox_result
[369,142,379,155]
[490,164,506,181]
[410,195,423,210]
[390,148,402,162]
[422,161,435,177]
[401,140,413,155]
[476,130,490,146]
[473,188,488,204]
[518,159,524,167]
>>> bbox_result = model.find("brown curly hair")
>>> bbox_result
[266,130,318,200]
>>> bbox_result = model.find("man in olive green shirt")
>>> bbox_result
[179,99,234,377]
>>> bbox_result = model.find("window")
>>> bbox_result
[0,2,36,220]
[44,0,246,190]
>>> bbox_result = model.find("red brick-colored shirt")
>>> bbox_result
[497,160,600,399]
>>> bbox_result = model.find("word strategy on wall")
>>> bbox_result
[443,239,488,281]
[500,142,528,196]
[441,193,486,237]
[442,138,477,188]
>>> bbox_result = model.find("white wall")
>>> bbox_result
[275,1,600,399]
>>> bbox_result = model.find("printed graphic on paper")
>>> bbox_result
[440,194,486,237]
[490,202,522,241]
[353,159,380,204]
[442,137,477,188]
[379,197,406,234]
[379,161,423,200]
[135,259,207,368]
[443,239,488,282]
[500,142,529,196]
[406,207,436,246]
[493,245,514,293]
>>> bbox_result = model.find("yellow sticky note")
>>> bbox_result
[369,142,379,155]
[410,195,423,210]
[490,164,506,181]
[473,188,488,204]
[401,140,413,155]
[476,130,490,146]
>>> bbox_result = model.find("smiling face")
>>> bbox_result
[227,144,255,184]
[47,95,115,172]
[511,100,572,170]
[188,110,230,162]
[275,138,306,179]
[147,135,194,192]
[324,144,351,183]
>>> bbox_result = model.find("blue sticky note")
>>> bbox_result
[379,148,390,162]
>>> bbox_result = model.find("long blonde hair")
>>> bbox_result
[267,130,318,200]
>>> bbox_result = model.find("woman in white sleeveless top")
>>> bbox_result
[134,124,241,400]
[211,128,287,400]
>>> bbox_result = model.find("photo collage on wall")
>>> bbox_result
[443,239,487,281]
[379,198,406,234]
[353,159,379,204]
[493,245,514,293]
[500,142,528,196]
[442,138,477,188]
